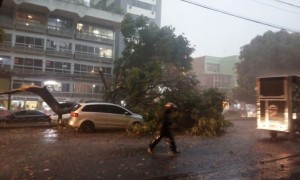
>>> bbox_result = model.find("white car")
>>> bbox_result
[68,102,144,133]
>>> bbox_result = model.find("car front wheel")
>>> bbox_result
[80,121,95,133]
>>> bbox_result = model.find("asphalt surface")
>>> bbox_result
[1,119,300,179]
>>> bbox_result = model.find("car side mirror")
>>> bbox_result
[124,112,131,116]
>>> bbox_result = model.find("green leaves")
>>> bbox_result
[111,15,195,110]
[234,30,300,103]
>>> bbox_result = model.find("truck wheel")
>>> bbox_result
[269,131,278,138]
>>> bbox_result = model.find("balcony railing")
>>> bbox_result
[49,91,103,99]
[13,68,44,76]
[15,21,45,34]
[14,43,44,55]
[0,42,13,51]
[0,18,13,29]
[46,48,73,59]
[74,52,100,62]
[46,27,74,38]
[101,57,113,64]
[0,65,12,74]
[75,31,114,45]
[44,71,72,77]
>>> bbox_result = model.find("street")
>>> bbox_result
[1,120,300,179]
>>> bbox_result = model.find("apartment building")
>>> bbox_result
[192,55,239,92]
[118,0,162,26]
[112,0,162,57]
[0,0,124,111]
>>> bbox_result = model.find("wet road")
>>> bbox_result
[1,120,300,179]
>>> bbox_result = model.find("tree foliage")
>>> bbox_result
[234,30,300,103]
[110,15,195,110]
[112,16,231,136]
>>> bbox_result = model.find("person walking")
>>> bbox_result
[148,102,180,155]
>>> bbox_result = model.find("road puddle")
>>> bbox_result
[41,129,58,143]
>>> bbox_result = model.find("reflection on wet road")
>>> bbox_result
[41,129,58,143]
[259,153,300,179]
[1,120,300,179]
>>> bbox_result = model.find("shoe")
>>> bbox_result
[148,148,154,154]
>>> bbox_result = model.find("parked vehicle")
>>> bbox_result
[68,102,144,133]
[222,109,246,119]
[256,75,300,138]
[0,107,11,122]
[7,110,52,123]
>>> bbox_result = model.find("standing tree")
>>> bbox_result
[110,15,195,111]
[234,30,300,103]
[112,16,229,136]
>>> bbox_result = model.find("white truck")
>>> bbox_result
[256,75,300,138]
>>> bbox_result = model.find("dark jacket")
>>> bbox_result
[159,109,173,135]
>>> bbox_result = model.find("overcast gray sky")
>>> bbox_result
[161,0,300,58]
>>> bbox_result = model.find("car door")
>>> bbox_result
[105,105,132,128]
[81,104,106,128]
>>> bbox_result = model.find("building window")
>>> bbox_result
[74,63,97,75]
[44,81,70,92]
[76,23,113,40]
[16,11,45,25]
[48,16,73,31]
[75,44,95,54]
[131,0,156,11]
[3,33,12,43]
[12,79,42,89]
[206,63,220,73]
[0,56,11,66]
[46,39,72,51]
[213,75,230,88]
[100,67,112,76]
[101,47,113,58]
[45,60,71,74]
[16,35,44,49]
[73,82,102,94]
[14,57,43,71]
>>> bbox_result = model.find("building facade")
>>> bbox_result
[118,0,162,26]
[113,0,162,57]
[0,0,124,111]
[192,55,239,92]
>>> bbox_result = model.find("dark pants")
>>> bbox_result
[149,131,177,152]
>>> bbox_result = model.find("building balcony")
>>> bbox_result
[15,21,45,34]
[14,43,45,55]
[73,72,100,79]
[50,91,103,100]
[0,18,13,29]
[74,52,100,62]
[46,48,73,59]
[13,68,44,76]
[101,57,113,64]
[0,42,13,51]
[46,27,74,38]
[72,72,112,82]
[44,71,72,78]
[75,31,114,45]
[0,65,12,75]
